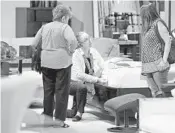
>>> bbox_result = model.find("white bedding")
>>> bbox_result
[140,115,175,133]
[102,58,175,88]
[138,98,175,133]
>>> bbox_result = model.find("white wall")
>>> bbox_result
[1,0,94,43]
[92,0,99,38]
[112,1,138,13]
[171,1,175,30]
[61,1,94,36]
[163,1,175,31]
[1,1,30,42]
[164,0,169,28]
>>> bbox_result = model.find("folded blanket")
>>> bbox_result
[102,58,175,88]
[171,89,175,97]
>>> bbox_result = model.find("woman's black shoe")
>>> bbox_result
[67,109,76,118]
[155,92,166,98]
[72,115,82,122]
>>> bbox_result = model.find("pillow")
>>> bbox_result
[92,38,119,58]
[171,89,175,97]
[107,57,133,63]
[104,57,136,69]
[1,41,17,59]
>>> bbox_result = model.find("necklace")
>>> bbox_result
[83,53,94,75]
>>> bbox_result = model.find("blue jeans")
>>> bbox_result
[146,69,169,97]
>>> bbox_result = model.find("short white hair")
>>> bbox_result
[52,4,72,21]
[76,32,90,45]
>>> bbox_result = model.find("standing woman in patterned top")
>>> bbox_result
[140,3,172,97]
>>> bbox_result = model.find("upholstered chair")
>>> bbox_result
[92,37,120,60]
[1,71,41,133]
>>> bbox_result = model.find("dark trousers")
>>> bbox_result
[94,84,108,102]
[42,65,71,121]
[69,81,87,114]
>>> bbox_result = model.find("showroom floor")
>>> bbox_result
[21,105,138,133]
[8,67,137,133]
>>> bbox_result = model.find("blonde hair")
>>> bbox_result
[140,3,160,34]
[76,32,90,47]
[52,4,72,21]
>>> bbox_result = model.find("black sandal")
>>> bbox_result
[53,123,70,128]
[107,127,123,132]
[155,92,166,98]
[72,115,82,122]
[61,123,69,128]
[67,109,76,118]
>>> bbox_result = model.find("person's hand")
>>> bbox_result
[97,78,108,85]
[95,68,103,77]
[158,59,168,71]
[169,35,173,42]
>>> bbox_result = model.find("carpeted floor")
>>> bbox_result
[13,68,138,133]
[21,105,137,133]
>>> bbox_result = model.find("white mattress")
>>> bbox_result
[102,59,175,88]
[140,115,175,133]
[139,98,175,133]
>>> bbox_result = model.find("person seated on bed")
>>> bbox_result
[67,32,108,122]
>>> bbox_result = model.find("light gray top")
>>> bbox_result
[32,21,77,69]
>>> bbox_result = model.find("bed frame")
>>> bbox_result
[87,83,175,119]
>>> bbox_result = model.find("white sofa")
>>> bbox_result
[1,71,41,133]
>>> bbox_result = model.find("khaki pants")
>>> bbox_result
[146,69,169,97]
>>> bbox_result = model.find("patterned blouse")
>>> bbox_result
[141,19,169,74]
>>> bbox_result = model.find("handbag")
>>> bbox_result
[155,19,175,64]
[31,26,44,74]
[31,38,42,74]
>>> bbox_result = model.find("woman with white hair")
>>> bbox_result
[67,32,107,121]
[32,4,77,128]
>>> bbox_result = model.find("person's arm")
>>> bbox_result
[158,21,172,63]
[64,25,78,55]
[72,51,99,83]
[172,29,175,37]
[92,48,105,77]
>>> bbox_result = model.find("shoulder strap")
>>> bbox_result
[62,24,68,36]
[62,24,69,45]
[155,19,172,44]
[155,19,164,44]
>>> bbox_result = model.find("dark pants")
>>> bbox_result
[94,84,108,102]
[69,81,87,114]
[69,82,108,115]
[42,65,71,121]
